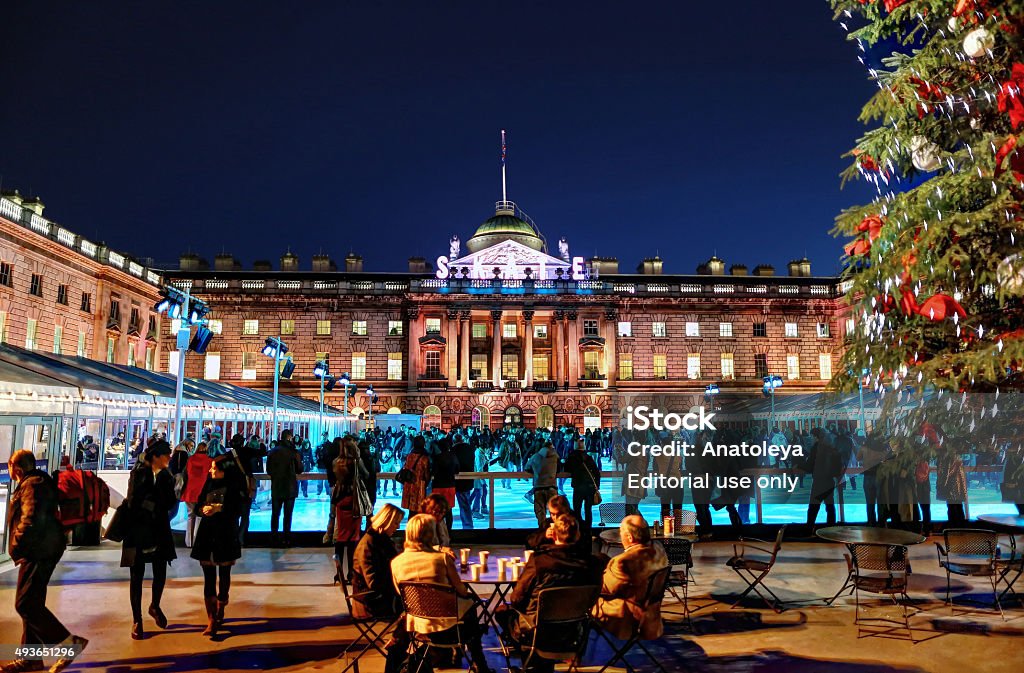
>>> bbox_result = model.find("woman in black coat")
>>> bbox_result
[121,440,178,640]
[191,455,246,637]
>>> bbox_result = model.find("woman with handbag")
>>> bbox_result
[399,435,431,514]
[331,437,370,582]
[121,441,178,640]
[181,442,213,548]
[191,454,246,637]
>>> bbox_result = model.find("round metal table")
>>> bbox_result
[977,515,1024,601]
[457,561,520,661]
[816,525,926,546]
[977,514,1024,531]
[815,526,925,605]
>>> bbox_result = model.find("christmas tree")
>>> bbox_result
[830,0,1024,396]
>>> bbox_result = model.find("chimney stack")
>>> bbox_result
[588,256,619,275]
[179,253,209,271]
[408,256,431,273]
[345,253,364,272]
[788,258,812,277]
[214,253,240,271]
[636,256,663,275]
[253,260,272,272]
[753,264,775,277]
[697,256,725,275]
[312,254,336,272]
[280,251,299,272]
[729,264,748,276]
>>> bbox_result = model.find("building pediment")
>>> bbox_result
[446,239,570,280]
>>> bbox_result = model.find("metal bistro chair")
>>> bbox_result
[725,525,787,613]
[935,529,1004,619]
[995,532,1023,603]
[334,555,403,673]
[673,509,698,536]
[598,502,627,527]
[845,543,913,640]
[659,538,695,626]
[398,581,479,673]
[513,585,600,673]
[591,565,672,673]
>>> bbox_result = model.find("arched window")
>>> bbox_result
[536,405,555,430]
[503,405,523,427]
[471,405,490,430]
[386,406,402,415]
[348,406,365,419]
[583,405,602,431]
[423,405,442,429]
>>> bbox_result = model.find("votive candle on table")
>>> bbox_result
[510,556,521,564]
[479,551,490,570]
[498,564,508,581]
[511,563,521,581]
[664,516,674,536]
[460,548,471,566]
[470,564,482,581]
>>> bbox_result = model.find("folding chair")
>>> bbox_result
[659,538,694,626]
[598,502,627,527]
[334,555,403,673]
[995,532,1023,603]
[672,510,698,536]
[510,585,600,673]
[725,525,787,613]
[935,528,1004,619]
[591,565,671,673]
[398,581,480,673]
[845,543,913,641]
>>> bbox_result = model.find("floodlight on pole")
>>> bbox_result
[261,336,289,442]
[314,360,330,438]
[153,285,211,444]
[762,375,784,433]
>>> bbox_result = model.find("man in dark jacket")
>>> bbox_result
[499,514,601,670]
[562,439,601,534]
[4,449,88,673]
[803,427,843,529]
[266,430,303,546]
[452,432,476,530]
[430,438,459,534]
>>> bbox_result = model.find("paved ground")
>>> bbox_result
[0,538,1021,673]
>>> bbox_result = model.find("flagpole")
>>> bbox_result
[501,129,507,203]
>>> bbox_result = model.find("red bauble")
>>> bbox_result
[917,294,967,321]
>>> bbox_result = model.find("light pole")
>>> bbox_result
[704,383,721,411]
[852,367,869,434]
[338,372,352,433]
[153,285,210,445]
[313,359,330,439]
[762,374,784,435]
[261,336,290,442]
[367,384,378,431]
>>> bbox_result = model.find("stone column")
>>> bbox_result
[523,309,534,389]
[567,309,579,388]
[604,307,618,387]
[446,308,459,389]
[554,310,565,389]
[459,310,470,388]
[491,309,503,387]
[406,306,420,389]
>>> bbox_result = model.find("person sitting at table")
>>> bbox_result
[498,514,603,670]
[593,515,668,640]
[525,494,573,551]
[351,504,407,673]
[390,514,494,673]
[420,493,453,551]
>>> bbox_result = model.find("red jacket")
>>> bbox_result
[182,453,213,504]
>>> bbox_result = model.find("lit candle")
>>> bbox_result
[479,551,490,570]
[471,564,482,581]
[510,563,521,581]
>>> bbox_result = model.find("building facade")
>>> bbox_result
[162,201,849,430]
[0,192,164,369]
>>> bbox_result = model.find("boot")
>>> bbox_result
[215,598,228,628]
[202,596,218,637]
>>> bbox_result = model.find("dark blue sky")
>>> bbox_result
[0,2,876,276]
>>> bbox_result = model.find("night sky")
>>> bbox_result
[0,2,877,277]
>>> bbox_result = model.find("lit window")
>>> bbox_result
[819,353,833,380]
[532,354,549,380]
[817,322,831,338]
[106,336,116,363]
[51,324,62,354]
[719,322,733,338]
[426,318,442,334]
[787,354,801,380]
[80,292,92,313]
[785,322,799,338]
[471,353,488,379]
[127,343,136,367]
[720,353,735,380]
[168,350,180,374]
[755,353,769,378]
[652,322,667,338]
[426,351,442,377]
[533,324,548,339]
[753,322,767,338]
[0,311,6,343]
[25,319,38,350]
[241,352,257,380]
[207,319,223,334]
[619,354,633,380]
[501,353,519,379]
[145,345,154,370]
[280,319,295,335]
[653,354,667,379]
[472,323,487,338]
[687,354,701,380]
[77,331,86,357]
[388,320,403,336]
[583,319,599,337]
[617,321,632,338]
[845,318,855,336]
[316,351,330,365]
[316,319,331,336]
[685,322,700,337]
[502,323,517,338]
[584,351,601,378]
[243,319,259,335]
[205,353,221,380]
[387,352,403,380]
[352,320,367,336]
[0,262,10,287]
[351,352,366,379]
[29,274,42,297]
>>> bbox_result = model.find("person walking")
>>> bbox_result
[452,432,476,530]
[430,438,459,534]
[802,427,843,530]
[563,438,601,534]
[121,440,177,640]
[181,442,212,548]
[190,455,246,637]
[526,440,559,530]
[331,437,369,582]
[266,430,303,547]
[2,450,88,673]
[399,435,431,515]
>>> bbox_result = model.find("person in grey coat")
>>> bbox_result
[526,441,560,529]
[266,429,303,547]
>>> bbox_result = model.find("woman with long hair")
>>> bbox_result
[400,435,431,514]
[420,493,452,551]
[190,454,246,637]
[332,436,370,581]
[121,440,177,640]
[181,442,212,548]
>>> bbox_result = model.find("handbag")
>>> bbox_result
[586,460,603,505]
[103,501,130,542]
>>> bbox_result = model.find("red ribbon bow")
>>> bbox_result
[917,294,967,321]
[998,64,1024,131]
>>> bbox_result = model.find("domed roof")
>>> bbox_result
[465,205,545,253]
